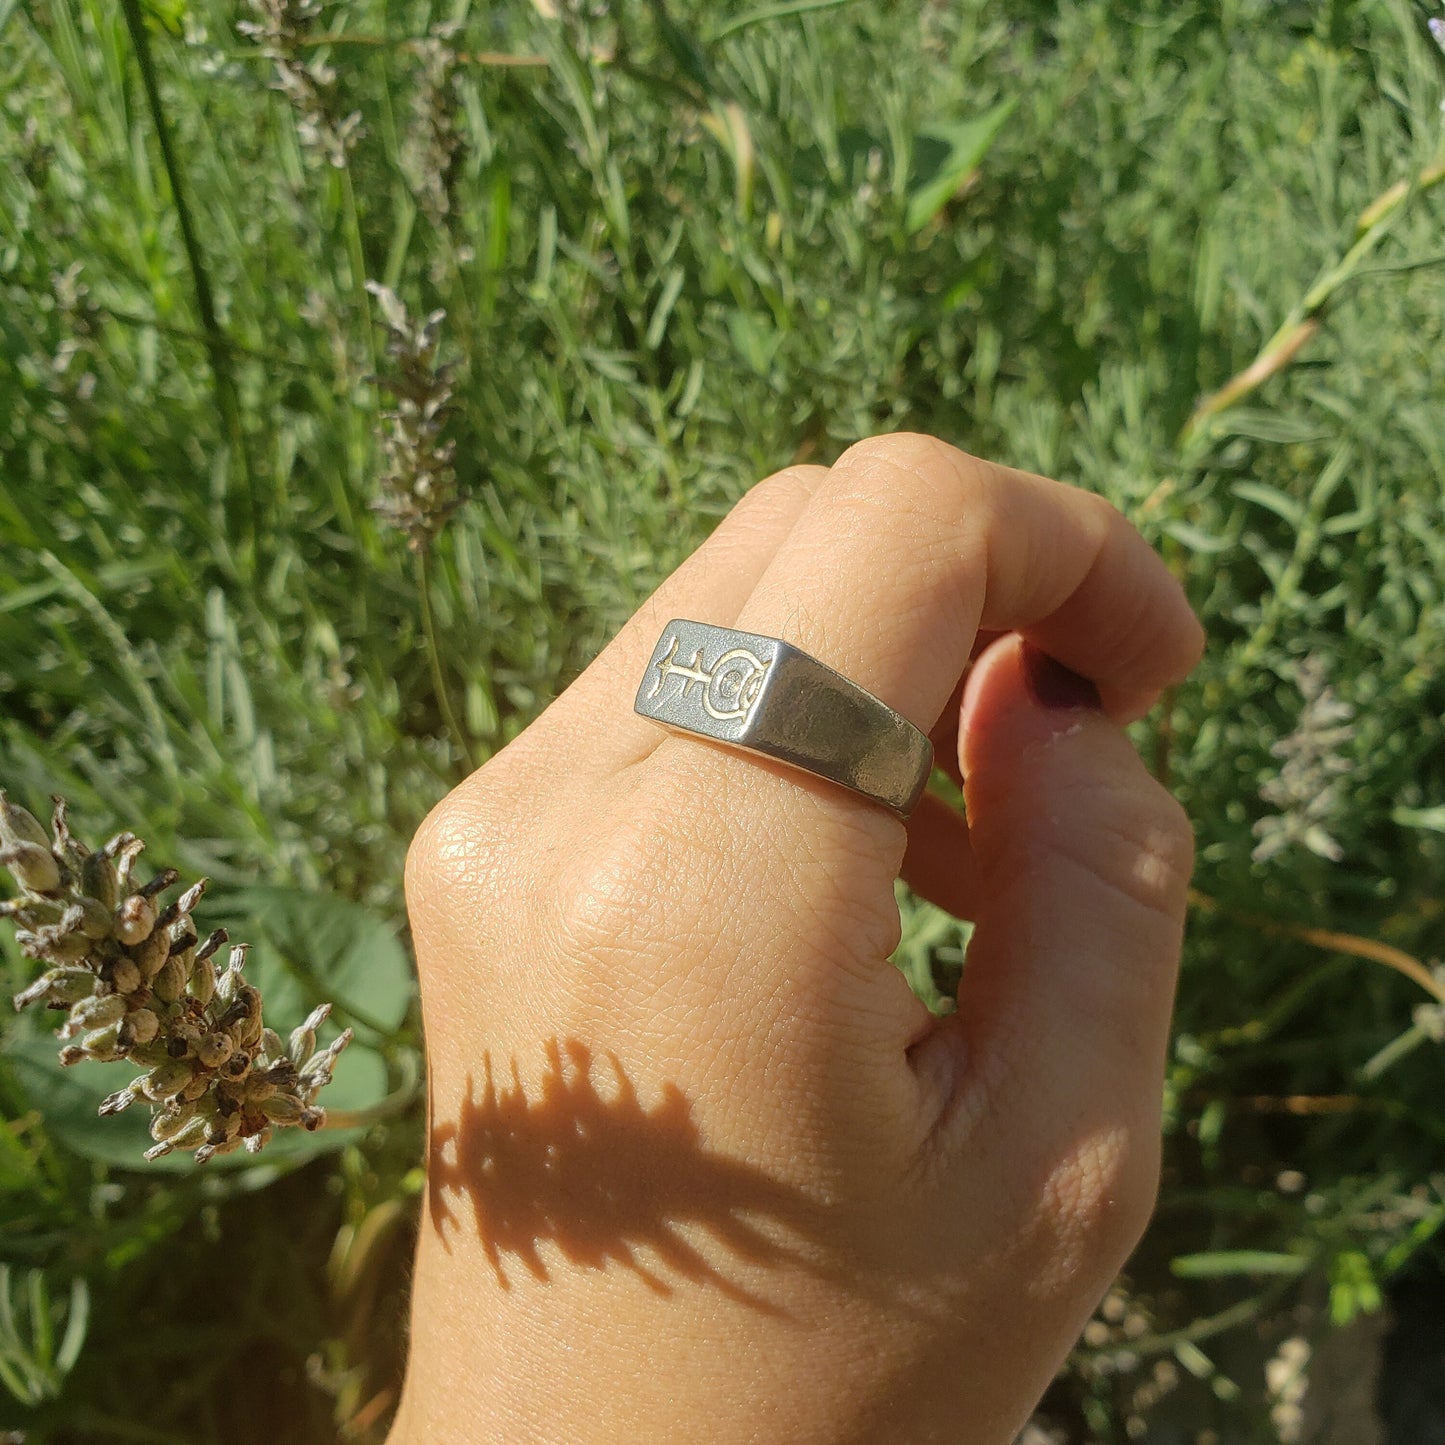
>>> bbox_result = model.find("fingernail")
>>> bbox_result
[1023,646,1102,712]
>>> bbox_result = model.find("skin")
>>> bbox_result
[387,434,1206,1445]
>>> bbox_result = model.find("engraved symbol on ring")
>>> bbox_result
[646,635,768,722]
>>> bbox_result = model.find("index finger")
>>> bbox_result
[730,433,1203,736]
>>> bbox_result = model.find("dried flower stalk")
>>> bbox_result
[237,0,362,168]
[1252,656,1355,866]
[2,792,351,1164]
[366,281,459,552]
[403,24,465,227]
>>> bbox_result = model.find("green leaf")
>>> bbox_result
[905,99,1016,235]
[1392,805,1445,833]
[1329,1248,1382,1326]
[1170,1249,1312,1279]
[53,1278,89,1376]
[1231,481,1305,527]
[645,0,713,91]
[646,266,686,349]
[726,310,781,376]
[706,0,858,42]
[1164,519,1234,553]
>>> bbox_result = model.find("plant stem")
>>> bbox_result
[1179,155,1445,452]
[1189,889,1445,1005]
[338,163,378,380]
[117,0,256,555]
[321,1051,421,1131]
[416,548,476,771]
[1086,1275,1298,1363]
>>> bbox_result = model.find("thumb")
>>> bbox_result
[944,634,1194,1242]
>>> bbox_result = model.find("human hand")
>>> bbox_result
[388,435,1204,1444]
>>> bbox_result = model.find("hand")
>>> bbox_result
[388,435,1204,1445]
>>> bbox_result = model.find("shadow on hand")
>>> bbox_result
[428,1036,846,1319]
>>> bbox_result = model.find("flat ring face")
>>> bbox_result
[633,619,934,818]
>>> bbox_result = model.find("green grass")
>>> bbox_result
[1,0,1444,1439]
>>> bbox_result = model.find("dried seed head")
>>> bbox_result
[195,928,228,963]
[79,849,119,911]
[118,1008,160,1049]
[49,797,87,869]
[1,842,61,895]
[151,954,189,1005]
[108,956,142,995]
[0,793,51,850]
[127,1037,170,1068]
[99,1080,146,1116]
[195,1136,243,1164]
[80,1022,125,1061]
[114,894,156,946]
[258,1057,299,1090]
[145,1113,209,1160]
[131,927,171,981]
[110,836,144,893]
[17,925,90,964]
[143,1060,195,1100]
[301,1027,353,1089]
[214,944,249,1007]
[71,894,114,940]
[63,994,125,1037]
[220,1050,252,1082]
[288,1002,331,1066]
[243,1128,273,1155]
[238,1011,264,1051]
[187,955,217,1008]
[149,1100,199,1142]
[13,966,95,1011]
[174,879,206,916]
[138,867,179,901]
[4,793,351,1166]
[261,1093,303,1125]
[196,1031,235,1069]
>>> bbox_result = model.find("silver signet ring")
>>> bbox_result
[633,619,934,818]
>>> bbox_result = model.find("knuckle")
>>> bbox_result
[404,765,524,938]
[834,432,994,526]
[546,793,688,968]
[1028,1123,1161,1297]
[736,463,829,518]
[1054,772,1195,924]
[1129,786,1196,915]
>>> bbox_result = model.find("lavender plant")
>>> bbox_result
[1252,655,1357,865]
[366,281,460,553]
[401,25,466,229]
[237,0,362,168]
[2,792,351,1164]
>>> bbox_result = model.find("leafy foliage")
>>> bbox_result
[1,0,1443,1439]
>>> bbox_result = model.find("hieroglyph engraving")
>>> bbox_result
[646,634,769,724]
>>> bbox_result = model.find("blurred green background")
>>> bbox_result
[2,0,1444,1440]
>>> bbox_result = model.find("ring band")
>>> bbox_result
[633,619,934,818]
